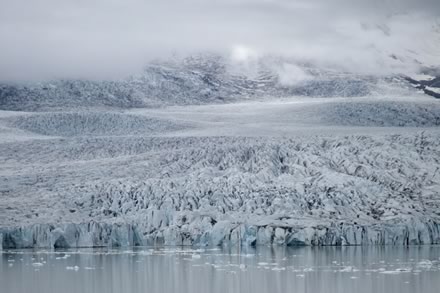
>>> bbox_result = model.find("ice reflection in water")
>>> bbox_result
[1,246,440,293]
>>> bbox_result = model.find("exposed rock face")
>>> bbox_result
[405,73,440,99]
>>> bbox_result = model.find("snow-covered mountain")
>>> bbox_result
[1,54,430,112]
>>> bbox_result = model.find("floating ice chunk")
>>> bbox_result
[417,260,433,269]
[339,266,354,272]
[32,262,44,267]
[396,268,412,273]
[55,254,71,260]
[66,266,79,271]
[380,270,402,275]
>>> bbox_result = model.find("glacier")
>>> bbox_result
[1,129,440,249]
[1,56,440,250]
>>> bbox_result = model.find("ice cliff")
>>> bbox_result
[1,218,439,250]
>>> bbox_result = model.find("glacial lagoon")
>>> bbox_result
[1,246,440,293]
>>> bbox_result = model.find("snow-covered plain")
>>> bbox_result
[1,92,440,249]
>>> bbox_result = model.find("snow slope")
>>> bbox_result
[1,93,440,249]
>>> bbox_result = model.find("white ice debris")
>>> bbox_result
[407,74,435,82]
[426,86,440,94]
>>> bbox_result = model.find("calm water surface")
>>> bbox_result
[1,246,440,293]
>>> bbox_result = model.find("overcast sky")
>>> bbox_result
[0,0,439,81]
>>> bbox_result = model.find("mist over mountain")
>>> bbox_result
[0,54,386,111]
[0,0,439,82]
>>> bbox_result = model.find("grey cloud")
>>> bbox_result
[0,0,439,81]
